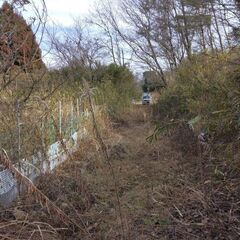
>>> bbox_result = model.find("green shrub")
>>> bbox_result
[94,64,139,119]
[48,63,139,120]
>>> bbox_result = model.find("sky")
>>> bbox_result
[44,0,96,26]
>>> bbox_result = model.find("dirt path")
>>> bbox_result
[66,105,188,240]
[84,105,184,239]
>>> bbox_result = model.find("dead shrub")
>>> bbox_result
[169,123,198,155]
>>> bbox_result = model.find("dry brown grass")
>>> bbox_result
[1,105,240,239]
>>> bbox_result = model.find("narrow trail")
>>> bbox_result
[97,105,183,239]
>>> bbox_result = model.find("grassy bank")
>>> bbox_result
[149,51,240,239]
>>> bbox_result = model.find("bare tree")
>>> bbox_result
[90,0,240,86]
[49,20,106,86]
[88,3,125,66]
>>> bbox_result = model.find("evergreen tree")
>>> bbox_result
[0,1,44,72]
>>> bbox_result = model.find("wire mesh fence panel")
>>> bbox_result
[0,170,17,208]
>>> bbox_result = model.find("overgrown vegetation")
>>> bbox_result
[148,50,240,239]
[0,0,138,160]
[154,51,240,142]
[94,64,139,119]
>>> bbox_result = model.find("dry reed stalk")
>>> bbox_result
[83,79,127,240]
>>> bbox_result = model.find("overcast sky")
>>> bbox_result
[45,0,96,26]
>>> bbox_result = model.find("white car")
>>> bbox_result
[142,93,151,105]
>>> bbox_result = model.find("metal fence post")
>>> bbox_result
[77,98,79,117]
[71,101,74,135]
[16,100,22,194]
[16,100,21,164]
[59,100,62,136]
